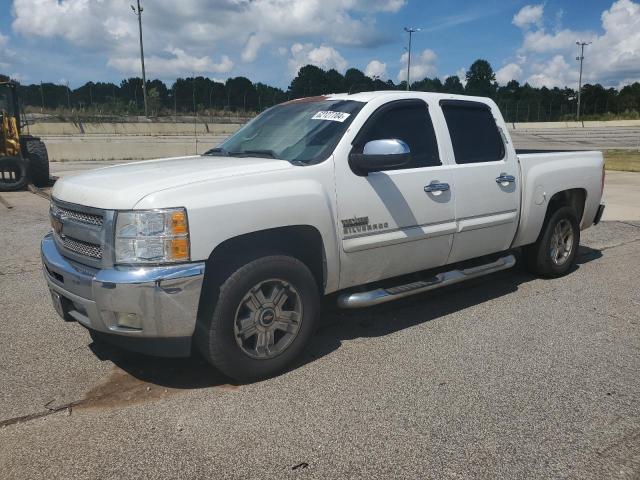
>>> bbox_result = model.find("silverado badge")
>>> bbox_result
[341,216,389,236]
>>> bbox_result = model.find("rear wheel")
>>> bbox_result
[25,139,50,187]
[0,156,28,192]
[524,206,580,278]
[196,255,320,382]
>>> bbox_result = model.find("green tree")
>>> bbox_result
[289,65,329,98]
[619,82,640,112]
[443,76,464,94]
[465,59,497,97]
[147,87,160,115]
[412,77,443,92]
[343,68,371,94]
[225,77,256,111]
[325,69,345,93]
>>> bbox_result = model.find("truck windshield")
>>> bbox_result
[205,99,365,164]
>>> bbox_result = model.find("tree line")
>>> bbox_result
[3,59,640,121]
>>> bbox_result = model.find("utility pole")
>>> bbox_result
[40,81,44,112]
[66,81,71,109]
[131,1,148,117]
[173,85,177,117]
[575,41,591,121]
[404,27,420,91]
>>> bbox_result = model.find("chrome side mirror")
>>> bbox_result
[363,139,410,156]
[350,139,411,175]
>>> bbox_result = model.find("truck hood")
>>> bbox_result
[52,155,293,209]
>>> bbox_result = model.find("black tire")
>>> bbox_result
[0,156,28,192]
[196,255,320,382]
[524,206,580,278]
[25,139,50,187]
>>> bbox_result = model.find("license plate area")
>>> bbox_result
[49,289,75,322]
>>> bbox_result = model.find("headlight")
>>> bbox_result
[115,208,190,264]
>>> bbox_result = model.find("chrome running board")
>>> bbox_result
[337,254,516,309]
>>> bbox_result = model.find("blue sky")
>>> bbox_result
[1,0,638,89]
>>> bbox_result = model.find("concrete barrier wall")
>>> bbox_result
[511,120,640,129]
[28,119,640,136]
[32,119,640,161]
[43,138,226,162]
[29,122,243,136]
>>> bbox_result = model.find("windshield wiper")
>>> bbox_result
[203,147,229,156]
[228,149,280,159]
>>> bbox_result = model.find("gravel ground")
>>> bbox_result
[0,191,639,480]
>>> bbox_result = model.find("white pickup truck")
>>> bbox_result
[42,91,605,381]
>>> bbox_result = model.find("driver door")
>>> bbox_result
[334,99,456,289]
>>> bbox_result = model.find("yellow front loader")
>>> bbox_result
[0,80,50,191]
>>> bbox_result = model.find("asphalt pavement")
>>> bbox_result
[0,188,639,479]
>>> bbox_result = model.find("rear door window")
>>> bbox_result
[440,100,505,164]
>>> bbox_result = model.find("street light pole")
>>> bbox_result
[132,1,148,117]
[404,27,420,91]
[576,41,591,121]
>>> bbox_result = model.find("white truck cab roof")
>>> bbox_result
[321,90,494,105]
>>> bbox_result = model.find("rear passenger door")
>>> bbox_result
[440,99,520,263]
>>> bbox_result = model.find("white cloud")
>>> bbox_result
[0,29,14,71]
[361,0,406,12]
[365,60,387,79]
[242,34,264,63]
[512,4,544,29]
[397,49,437,83]
[108,47,234,77]
[287,43,348,76]
[521,29,594,53]
[509,0,640,88]
[12,0,97,43]
[9,0,407,81]
[456,68,467,87]
[496,63,523,85]
[525,55,576,88]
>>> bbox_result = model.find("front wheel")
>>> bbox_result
[524,206,580,278]
[196,255,320,382]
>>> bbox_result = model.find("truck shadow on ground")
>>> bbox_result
[88,246,602,395]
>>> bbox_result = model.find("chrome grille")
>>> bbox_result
[59,235,103,259]
[51,204,104,227]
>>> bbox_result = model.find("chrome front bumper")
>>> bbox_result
[41,233,205,356]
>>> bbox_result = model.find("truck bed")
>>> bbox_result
[512,149,604,248]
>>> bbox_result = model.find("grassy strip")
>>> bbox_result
[604,150,640,172]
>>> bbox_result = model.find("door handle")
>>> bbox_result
[495,174,516,184]
[424,182,450,193]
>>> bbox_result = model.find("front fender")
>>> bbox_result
[134,163,341,292]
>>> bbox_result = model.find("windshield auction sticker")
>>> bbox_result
[311,111,351,122]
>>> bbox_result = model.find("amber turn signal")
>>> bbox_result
[171,211,188,235]
[169,238,189,260]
